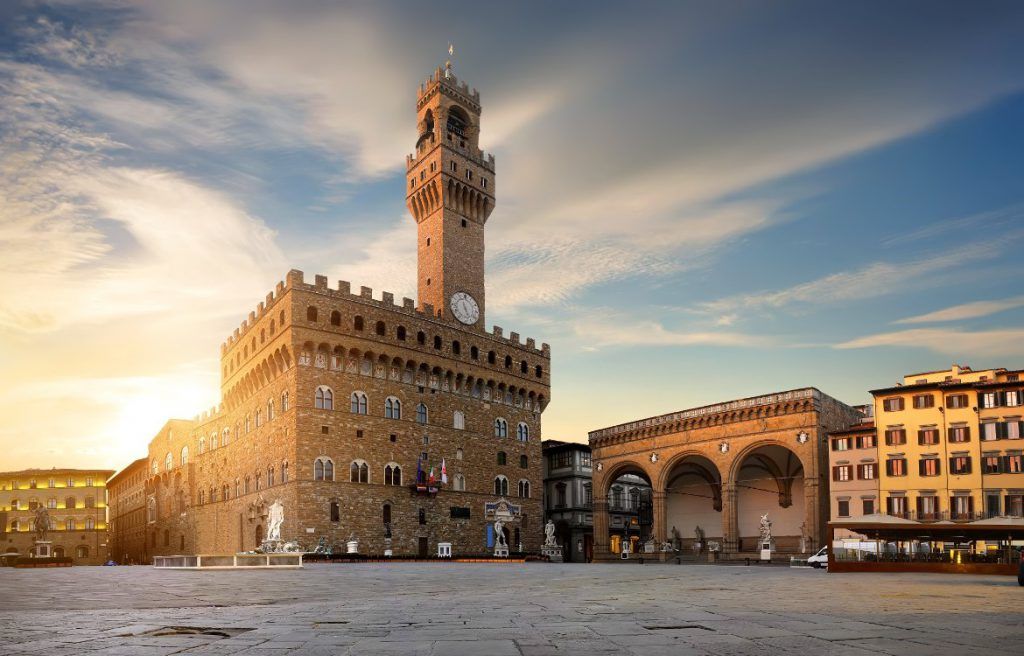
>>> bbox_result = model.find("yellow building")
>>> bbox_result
[872,364,1024,521]
[1,468,114,565]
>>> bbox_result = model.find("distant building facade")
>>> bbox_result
[133,63,551,558]
[0,468,114,565]
[868,364,1024,522]
[107,458,149,564]
[827,421,878,542]
[542,440,593,562]
[589,388,861,560]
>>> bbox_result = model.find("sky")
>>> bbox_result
[2,1,1024,473]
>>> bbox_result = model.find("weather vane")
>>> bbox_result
[445,42,454,78]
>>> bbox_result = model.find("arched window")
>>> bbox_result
[384,463,402,486]
[375,320,386,336]
[452,340,461,355]
[517,422,529,442]
[417,331,426,345]
[397,325,407,340]
[281,390,290,412]
[383,504,392,524]
[330,310,341,326]
[85,517,95,530]
[76,545,89,559]
[267,466,274,487]
[245,414,251,433]
[629,487,640,510]
[488,351,496,364]
[535,365,543,378]
[281,460,289,483]
[210,431,218,450]
[151,460,158,476]
[221,427,229,446]
[518,479,530,498]
[165,452,173,471]
[199,437,206,454]
[244,476,251,494]
[267,398,274,421]
[452,473,466,491]
[494,476,508,496]
[494,418,508,438]
[46,497,56,509]
[456,448,464,461]
[350,460,369,483]
[330,501,340,522]
[504,355,512,368]
[306,306,318,322]
[235,479,240,498]
[471,346,479,359]
[65,496,75,509]
[497,451,507,465]
[433,335,442,350]
[416,403,428,424]
[350,391,368,414]
[315,386,334,410]
[385,397,402,419]
[255,408,262,427]
[520,360,528,374]
[199,489,206,505]
[520,455,528,469]
[354,315,364,331]
[180,446,189,467]
[453,411,465,430]
[314,457,334,481]
[65,518,74,531]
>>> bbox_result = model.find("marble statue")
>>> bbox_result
[759,513,773,543]
[266,499,284,542]
[33,506,50,541]
[494,519,507,548]
[694,525,706,554]
[671,526,682,551]
[544,520,557,547]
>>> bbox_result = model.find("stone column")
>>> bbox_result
[804,477,822,551]
[592,498,610,561]
[652,491,667,543]
[721,481,739,555]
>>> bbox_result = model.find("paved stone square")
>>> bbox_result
[0,563,1021,655]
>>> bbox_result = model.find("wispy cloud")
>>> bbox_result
[700,230,1024,318]
[895,296,1024,325]
[836,328,1024,359]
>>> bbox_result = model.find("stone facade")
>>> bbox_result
[0,468,114,565]
[589,388,862,560]
[107,457,149,564]
[543,440,594,562]
[138,63,551,558]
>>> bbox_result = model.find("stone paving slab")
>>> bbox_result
[1,563,1022,655]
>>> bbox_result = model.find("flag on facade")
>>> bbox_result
[416,456,423,485]
[428,467,436,484]
[440,458,448,484]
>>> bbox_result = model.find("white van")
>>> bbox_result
[807,546,828,568]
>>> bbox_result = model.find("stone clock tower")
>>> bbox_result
[406,63,495,329]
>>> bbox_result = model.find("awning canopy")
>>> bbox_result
[829,516,1024,541]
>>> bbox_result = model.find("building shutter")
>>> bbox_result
[918,459,926,476]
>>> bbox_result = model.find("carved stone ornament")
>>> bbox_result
[796,431,809,444]
[596,462,603,472]
[650,453,659,463]
[719,442,730,454]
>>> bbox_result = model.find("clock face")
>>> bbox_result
[450,292,479,325]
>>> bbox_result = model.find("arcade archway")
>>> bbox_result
[733,444,806,553]
[663,454,723,552]
[604,464,653,555]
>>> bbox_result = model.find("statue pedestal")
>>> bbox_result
[759,541,772,562]
[541,545,563,562]
[493,546,509,558]
[33,541,52,558]
[346,540,359,555]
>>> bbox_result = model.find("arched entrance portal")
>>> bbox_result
[663,455,723,555]
[734,445,805,553]
[255,524,264,547]
[605,466,653,555]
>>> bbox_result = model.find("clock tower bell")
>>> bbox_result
[406,62,494,328]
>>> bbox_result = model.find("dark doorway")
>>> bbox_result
[255,524,263,547]
[418,537,428,558]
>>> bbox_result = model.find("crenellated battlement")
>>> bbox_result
[417,66,480,109]
[221,269,548,359]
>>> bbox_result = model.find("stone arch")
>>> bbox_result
[729,441,809,553]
